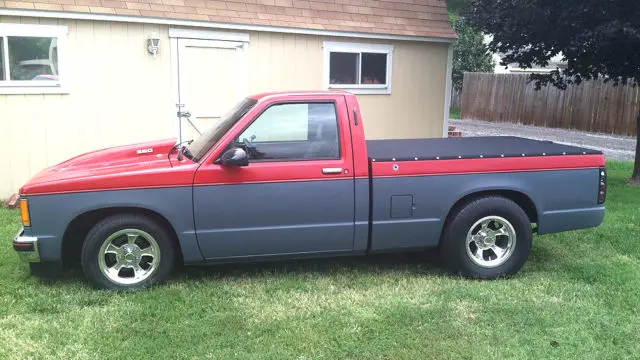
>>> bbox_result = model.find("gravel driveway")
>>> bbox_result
[450,119,637,161]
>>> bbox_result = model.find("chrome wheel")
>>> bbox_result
[97,229,161,285]
[465,216,516,268]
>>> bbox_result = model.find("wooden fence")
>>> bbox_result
[461,73,639,136]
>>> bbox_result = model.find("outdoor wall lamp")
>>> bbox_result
[147,32,160,58]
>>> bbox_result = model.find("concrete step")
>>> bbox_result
[2,193,20,209]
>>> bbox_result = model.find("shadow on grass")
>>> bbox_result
[173,250,444,282]
[36,240,584,288]
[48,250,445,286]
[527,240,559,267]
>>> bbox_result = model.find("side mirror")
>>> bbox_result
[215,147,249,167]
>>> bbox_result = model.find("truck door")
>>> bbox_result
[192,95,356,259]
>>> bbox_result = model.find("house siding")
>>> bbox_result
[0,16,175,198]
[248,32,449,141]
[0,16,449,198]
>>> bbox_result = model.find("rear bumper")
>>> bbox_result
[13,228,41,263]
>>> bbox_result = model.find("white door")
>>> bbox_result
[177,38,248,142]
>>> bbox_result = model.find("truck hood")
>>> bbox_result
[20,138,199,195]
[48,138,177,172]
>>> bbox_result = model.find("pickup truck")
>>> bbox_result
[12,91,607,290]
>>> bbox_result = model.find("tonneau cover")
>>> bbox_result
[366,136,602,162]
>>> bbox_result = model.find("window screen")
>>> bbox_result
[7,36,58,81]
[361,53,387,84]
[329,53,359,85]
[329,51,387,85]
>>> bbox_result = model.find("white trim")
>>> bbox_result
[386,49,393,94]
[168,28,249,43]
[238,41,249,100]
[0,86,69,95]
[443,44,454,138]
[176,38,190,140]
[323,41,393,95]
[180,38,244,50]
[327,85,390,95]
[0,23,68,36]
[323,41,393,53]
[1,37,8,81]
[0,23,69,95]
[170,37,180,144]
[0,9,456,44]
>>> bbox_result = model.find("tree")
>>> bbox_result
[451,14,495,92]
[447,0,471,13]
[465,0,640,184]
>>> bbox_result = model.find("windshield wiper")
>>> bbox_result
[168,140,192,167]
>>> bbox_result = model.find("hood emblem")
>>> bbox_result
[136,148,154,155]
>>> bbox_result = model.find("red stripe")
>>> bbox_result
[24,155,606,195]
[13,243,33,247]
[371,155,605,177]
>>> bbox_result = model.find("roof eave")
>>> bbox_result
[0,8,458,43]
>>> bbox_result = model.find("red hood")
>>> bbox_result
[21,138,200,195]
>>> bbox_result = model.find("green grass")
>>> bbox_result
[450,107,461,119]
[1,161,639,359]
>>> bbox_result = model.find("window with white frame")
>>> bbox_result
[0,23,68,94]
[323,41,393,95]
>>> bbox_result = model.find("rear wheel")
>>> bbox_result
[439,196,532,279]
[81,214,175,290]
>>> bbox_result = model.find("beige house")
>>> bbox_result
[0,0,457,198]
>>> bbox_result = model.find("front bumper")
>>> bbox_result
[13,227,40,263]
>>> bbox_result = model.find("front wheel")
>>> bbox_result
[81,214,175,290]
[439,196,533,279]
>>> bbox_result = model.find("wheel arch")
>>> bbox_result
[61,206,184,264]
[443,189,539,231]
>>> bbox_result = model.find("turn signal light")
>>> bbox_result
[20,199,31,227]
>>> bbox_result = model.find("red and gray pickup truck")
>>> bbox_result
[13,91,607,290]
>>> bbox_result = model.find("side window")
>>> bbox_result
[237,102,340,161]
[323,41,393,95]
[0,24,69,94]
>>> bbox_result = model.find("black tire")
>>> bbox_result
[438,196,533,279]
[81,214,175,290]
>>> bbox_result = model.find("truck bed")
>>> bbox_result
[366,136,602,162]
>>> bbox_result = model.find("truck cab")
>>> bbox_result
[189,92,368,259]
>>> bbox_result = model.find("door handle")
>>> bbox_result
[322,168,343,175]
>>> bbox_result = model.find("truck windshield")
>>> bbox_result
[186,97,258,162]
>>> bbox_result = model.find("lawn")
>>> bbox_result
[1,161,639,359]
[450,107,461,119]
